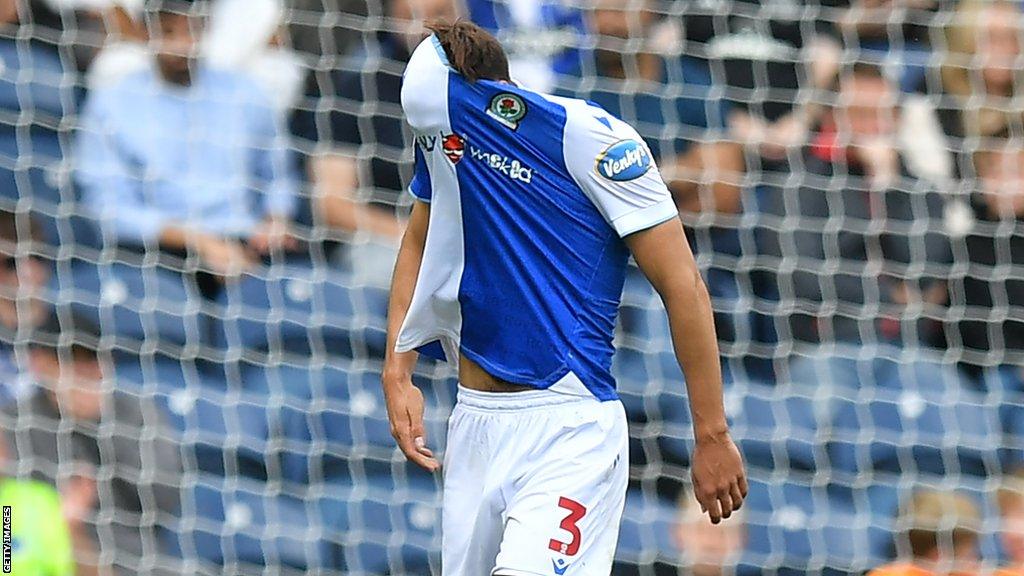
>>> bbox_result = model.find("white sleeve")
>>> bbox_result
[401,35,451,133]
[563,104,678,238]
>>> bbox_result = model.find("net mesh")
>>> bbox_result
[0,0,1020,574]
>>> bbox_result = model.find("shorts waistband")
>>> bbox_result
[456,385,595,411]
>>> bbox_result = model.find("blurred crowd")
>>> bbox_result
[1,0,1024,574]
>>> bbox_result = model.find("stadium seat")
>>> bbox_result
[743,477,893,574]
[319,473,440,575]
[116,355,276,479]
[827,477,1003,566]
[52,260,206,349]
[612,347,691,468]
[177,476,343,571]
[615,489,678,566]
[827,383,1001,477]
[974,366,1024,471]
[113,352,201,394]
[612,347,685,423]
[209,264,389,358]
[262,361,360,484]
[0,127,99,248]
[642,378,823,472]
[271,361,449,484]
[727,381,825,471]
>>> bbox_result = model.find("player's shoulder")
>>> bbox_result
[404,35,449,80]
[402,35,451,131]
[543,93,641,141]
[541,93,653,180]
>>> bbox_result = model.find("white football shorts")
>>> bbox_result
[441,385,629,576]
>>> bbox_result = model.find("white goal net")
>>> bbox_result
[0,0,1019,574]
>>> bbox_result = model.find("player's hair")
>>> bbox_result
[425,18,511,83]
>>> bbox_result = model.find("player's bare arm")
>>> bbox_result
[383,200,439,472]
[625,217,748,525]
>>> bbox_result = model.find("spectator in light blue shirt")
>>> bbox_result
[76,0,298,290]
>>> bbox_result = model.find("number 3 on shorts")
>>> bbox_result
[547,497,587,556]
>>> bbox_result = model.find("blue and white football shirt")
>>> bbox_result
[396,36,678,401]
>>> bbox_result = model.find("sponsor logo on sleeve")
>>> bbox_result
[551,558,570,575]
[486,93,528,130]
[595,139,652,182]
[441,133,465,164]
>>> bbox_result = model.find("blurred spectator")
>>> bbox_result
[997,470,1024,574]
[673,488,745,575]
[0,210,51,406]
[204,0,305,113]
[465,0,585,92]
[77,0,299,292]
[834,0,949,93]
[905,0,1023,184]
[0,0,69,124]
[953,129,1024,367]
[287,0,366,61]
[558,0,734,214]
[2,311,182,575]
[0,0,78,245]
[682,0,843,179]
[290,0,454,281]
[762,63,951,350]
[84,0,150,91]
[868,490,980,576]
[0,425,84,576]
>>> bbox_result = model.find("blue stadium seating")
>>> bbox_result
[826,476,1004,566]
[612,347,689,467]
[627,375,824,471]
[615,489,678,566]
[178,476,343,571]
[320,473,440,575]
[828,383,1001,477]
[727,381,824,471]
[743,477,894,574]
[209,265,387,358]
[53,260,206,349]
[115,354,276,479]
[618,267,672,350]
[0,127,98,248]
[974,366,1024,470]
[612,347,684,423]
[268,361,449,484]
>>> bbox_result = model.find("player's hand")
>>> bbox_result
[382,374,440,472]
[691,430,747,525]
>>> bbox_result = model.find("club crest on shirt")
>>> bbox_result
[595,139,652,182]
[486,93,527,130]
[442,133,466,164]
